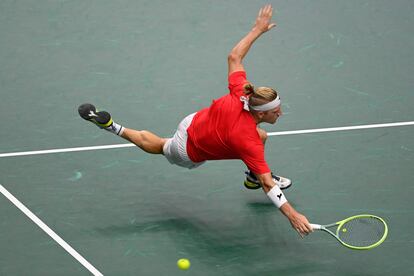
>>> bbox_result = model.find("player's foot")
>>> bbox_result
[78,103,124,135]
[244,170,292,190]
[78,103,113,128]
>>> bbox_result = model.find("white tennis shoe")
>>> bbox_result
[244,170,292,190]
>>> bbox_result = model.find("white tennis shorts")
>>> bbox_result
[163,113,205,169]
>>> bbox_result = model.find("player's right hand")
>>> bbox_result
[288,211,313,238]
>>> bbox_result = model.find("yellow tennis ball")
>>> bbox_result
[177,258,191,270]
[342,228,347,232]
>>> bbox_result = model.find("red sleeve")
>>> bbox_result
[238,136,271,175]
[228,71,249,97]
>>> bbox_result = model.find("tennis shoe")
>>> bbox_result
[244,170,292,190]
[78,103,113,128]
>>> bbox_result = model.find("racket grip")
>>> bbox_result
[310,223,322,230]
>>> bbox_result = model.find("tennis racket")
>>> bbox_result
[310,214,388,250]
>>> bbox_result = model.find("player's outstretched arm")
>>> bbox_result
[257,172,313,237]
[228,4,276,75]
[280,202,313,238]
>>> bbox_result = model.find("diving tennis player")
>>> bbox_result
[78,4,313,237]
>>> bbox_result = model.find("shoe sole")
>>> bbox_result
[244,180,261,190]
[78,103,96,120]
[78,103,113,128]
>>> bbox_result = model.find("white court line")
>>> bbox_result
[267,121,414,136]
[0,143,135,158]
[0,121,414,158]
[0,184,104,276]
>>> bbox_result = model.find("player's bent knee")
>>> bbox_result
[257,128,268,143]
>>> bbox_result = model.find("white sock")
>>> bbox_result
[105,122,124,136]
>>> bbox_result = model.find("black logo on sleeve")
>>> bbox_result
[277,193,283,200]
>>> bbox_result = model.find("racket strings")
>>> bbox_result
[338,217,386,247]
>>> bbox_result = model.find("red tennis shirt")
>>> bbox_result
[186,71,271,175]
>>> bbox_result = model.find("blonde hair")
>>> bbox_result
[243,84,278,108]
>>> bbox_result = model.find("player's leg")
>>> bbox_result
[256,126,268,144]
[78,103,166,154]
[121,128,166,154]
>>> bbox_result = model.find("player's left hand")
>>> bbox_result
[254,4,277,33]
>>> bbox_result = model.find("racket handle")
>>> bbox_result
[310,223,322,230]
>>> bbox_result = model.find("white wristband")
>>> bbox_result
[267,185,288,208]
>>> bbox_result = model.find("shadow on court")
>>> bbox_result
[93,201,329,275]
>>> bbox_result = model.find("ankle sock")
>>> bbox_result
[105,121,124,136]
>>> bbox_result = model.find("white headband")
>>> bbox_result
[240,95,281,111]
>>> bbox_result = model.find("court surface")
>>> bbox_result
[1,1,414,275]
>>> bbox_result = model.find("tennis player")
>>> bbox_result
[78,4,312,236]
